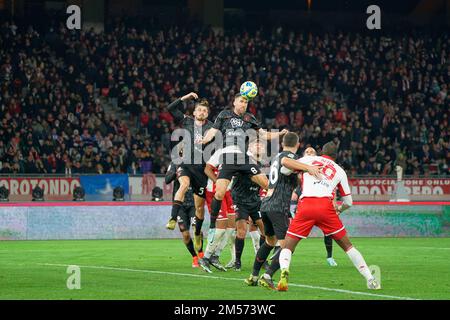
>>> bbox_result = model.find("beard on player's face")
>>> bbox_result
[233,98,248,115]
[194,107,208,121]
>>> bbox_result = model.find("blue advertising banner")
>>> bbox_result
[80,174,129,200]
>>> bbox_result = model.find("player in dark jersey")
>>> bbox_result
[198,140,267,272]
[245,132,323,290]
[166,92,213,252]
[165,161,204,268]
[200,93,294,240]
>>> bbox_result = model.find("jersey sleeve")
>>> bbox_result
[213,111,227,130]
[207,149,222,168]
[280,152,298,175]
[167,98,185,124]
[337,170,352,196]
[244,113,261,131]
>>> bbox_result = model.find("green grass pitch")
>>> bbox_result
[0,237,449,300]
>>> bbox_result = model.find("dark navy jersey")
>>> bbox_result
[260,151,299,214]
[168,98,213,165]
[212,109,261,155]
[231,171,261,206]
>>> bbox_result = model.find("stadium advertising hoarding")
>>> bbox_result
[129,174,173,201]
[0,177,81,201]
[349,178,450,201]
[79,174,129,201]
[0,203,448,240]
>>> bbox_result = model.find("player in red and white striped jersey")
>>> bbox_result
[277,141,381,291]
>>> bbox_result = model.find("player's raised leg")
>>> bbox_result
[167,175,190,230]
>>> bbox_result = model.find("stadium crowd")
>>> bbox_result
[0,18,448,176]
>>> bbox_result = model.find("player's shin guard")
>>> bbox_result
[249,231,260,254]
[346,247,374,281]
[279,248,292,271]
[324,235,333,258]
[252,242,274,277]
[170,200,183,220]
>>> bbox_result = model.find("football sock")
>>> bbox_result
[346,246,374,281]
[170,200,183,220]
[185,239,197,257]
[229,229,236,261]
[194,217,204,236]
[198,238,203,253]
[252,242,274,277]
[209,197,222,229]
[324,235,333,258]
[249,231,261,254]
[279,248,292,270]
[259,235,266,247]
[215,230,228,256]
[204,228,226,259]
[265,247,281,277]
[235,237,245,262]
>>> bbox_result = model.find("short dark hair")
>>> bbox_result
[321,141,338,159]
[234,93,249,101]
[283,132,299,147]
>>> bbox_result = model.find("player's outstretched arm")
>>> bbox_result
[168,92,199,122]
[201,127,219,145]
[281,157,323,180]
[258,128,288,140]
[337,195,353,215]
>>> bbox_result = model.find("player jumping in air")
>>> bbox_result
[245,132,323,290]
[200,148,235,272]
[166,92,213,252]
[200,140,268,272]
[200,93,296,240]
[165,161,204,267]
[277,141,381,291]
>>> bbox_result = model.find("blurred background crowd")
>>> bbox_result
[0,16,448,177]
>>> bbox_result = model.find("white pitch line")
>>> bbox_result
[39,263,419,300]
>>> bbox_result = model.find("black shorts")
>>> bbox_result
[177,164,207,198]
[177,205,196,232]
[217,163,262,181]
[234,202,262,223]
[261,211,290,240]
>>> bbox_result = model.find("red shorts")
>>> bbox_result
[287,197,347,241]
[205,190,234,220]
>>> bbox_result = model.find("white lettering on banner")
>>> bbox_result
[50,180,58,195]
[20,181,30,194]
[0,178,81,196]
[10,180,19,194]
[349,178,450,197]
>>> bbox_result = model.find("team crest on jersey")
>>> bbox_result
[230,118,244,128]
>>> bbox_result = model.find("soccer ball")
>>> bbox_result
[240,81,258,100]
